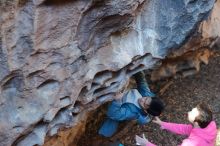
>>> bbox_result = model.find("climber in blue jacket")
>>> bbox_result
[98,71,165,137]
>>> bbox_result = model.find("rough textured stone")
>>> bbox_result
[200,0,220,39]
[151,48,213,81]
[0,0,219,145]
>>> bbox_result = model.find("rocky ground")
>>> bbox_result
[78,50,220,146]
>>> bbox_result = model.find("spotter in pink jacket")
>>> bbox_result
[147,121,217,146]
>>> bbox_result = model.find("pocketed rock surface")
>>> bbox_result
[79,51,220,146]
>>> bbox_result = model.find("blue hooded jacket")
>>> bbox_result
[99,85,155,137]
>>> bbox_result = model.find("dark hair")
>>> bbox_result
[194,103,213,128]
[146,97,165,116]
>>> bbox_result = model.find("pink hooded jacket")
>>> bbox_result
[147,121,217,146]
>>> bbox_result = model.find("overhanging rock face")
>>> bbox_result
[0,0,217,145]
